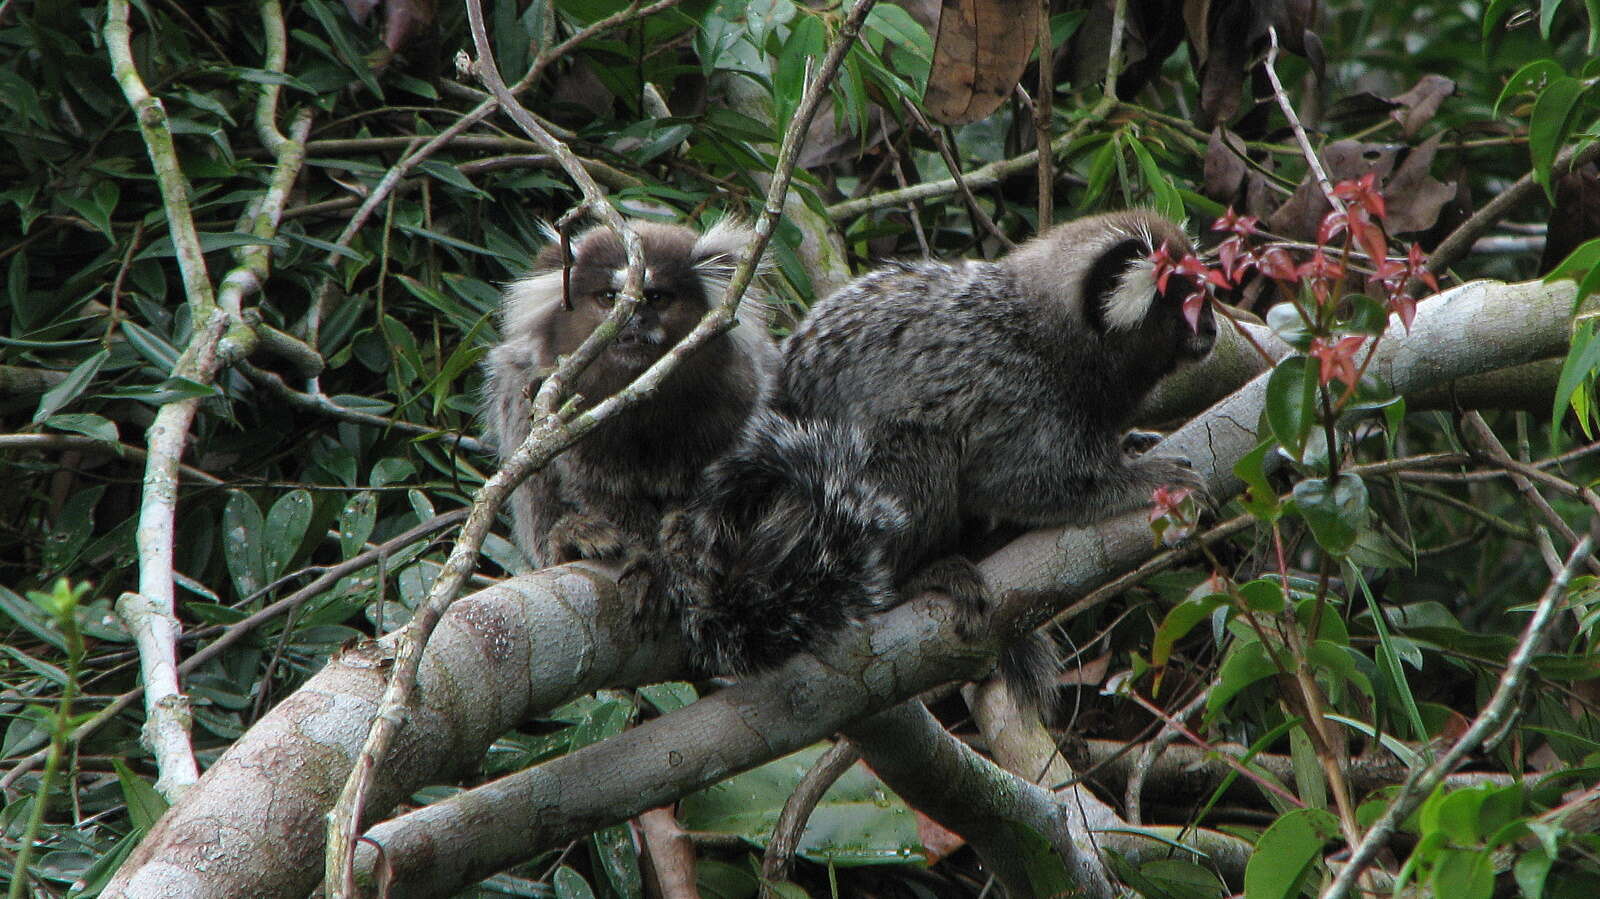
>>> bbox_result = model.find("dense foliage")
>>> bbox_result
[4,0,1600,896]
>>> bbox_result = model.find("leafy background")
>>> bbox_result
[4,0,1600,896]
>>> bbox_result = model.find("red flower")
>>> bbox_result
[1214,208,1261,237]
[1309,335,1366,387]
[1332,172,1388,220]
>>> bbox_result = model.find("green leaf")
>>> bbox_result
[60,180,119,241]
[1515,846,1554,898]
[1482,0,1520,53]
[638,681,698,714]
[1544,235,1600,283]
[114,759,169,833]
[417,160,489,198]
[775,15,825,132]
[1529,76,1588,198]
[1552,319,1600,445]
[120,320,180,373]
[1233,439,1281,520]
[1238,578,1286,613]
[1291,473,1369,556]
[263,489,314,581]
[1153,593,1228,670]
[552,865,596,899]
[338,491,378,558]
[223,491,268,600]
[301,0,383,98]
[44,486,104,572]
[1243,808,1340,899]
[369,458,416,490]
[33,348,109,424]
[590,823,643,898]
[1540,0,1561,38]
[866,4,931,57]
[1429,847,1494,899]
[393,223,522,263]
[1128,136,1184,222]
[1208,639,1280,713]
[1006,821,1074,895]
[100,377,219,404]
[680,743,922,865]
[44,413,118,443]
[135,231,288,259]
[1494,59,1565,117]
[1265,356,1316,460]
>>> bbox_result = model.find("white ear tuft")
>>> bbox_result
[692,218,760,278]
[499,270,566,336]
[1101,256,1159,331]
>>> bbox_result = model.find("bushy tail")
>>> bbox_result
[655,410,909,676]
[1001,631,1062,714]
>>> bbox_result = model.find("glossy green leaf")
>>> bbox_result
[1153,593,1228,670]
[114,759,168,833]
[32,348,109,423]
[1291,473,1369,556]
[1243,808,1339,899]
[1529,76,1588,197]
[337,491,378,559]
[1265,356,1316,460]
[1208,639,1280,713]
[222,491,268,601]
[552,865,596,899]
[1494,59,1565,117]
[680,743,922,865]
[1430,847,1494,899]
[1553,319,1600,444]
[1233,438,1281,520]
[263,490,314,581]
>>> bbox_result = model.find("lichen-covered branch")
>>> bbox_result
[105,274,1583,896]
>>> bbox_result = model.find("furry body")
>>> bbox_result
[660,210,1216,707]
[481,220,778,571]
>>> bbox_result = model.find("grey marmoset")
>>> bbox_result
[481,219,778,574]
[656,209,1217,709]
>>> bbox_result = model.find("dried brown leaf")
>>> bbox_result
[1390,74,1456,138]
[924,0,1037,124]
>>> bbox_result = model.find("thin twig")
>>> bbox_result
[1428,139,1600,275]
[0,511,467,793]
[1034,0,1054,225]
[1320,536,1589,898]
[759,740,861,891]
[901,99,1012,249]
[829,98,1105,220]
[1463,412,1600,575]
[1264,26,1343,213]
[324,1,880,892]
[237,362,487,454]
[1103,0,1127,100]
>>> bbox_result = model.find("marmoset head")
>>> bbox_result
[498,219,764,400]
[1007,209,1218,381]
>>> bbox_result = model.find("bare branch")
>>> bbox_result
[1321,536,1589,898]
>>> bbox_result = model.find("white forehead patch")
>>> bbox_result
[1102,257,1159,331]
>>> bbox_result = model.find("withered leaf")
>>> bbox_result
[1390,74,1456,138]
[924,0,1037,124]
[1384,132,1455,235]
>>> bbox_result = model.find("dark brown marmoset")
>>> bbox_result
[481,219,778,578]
[656,209,1217,709]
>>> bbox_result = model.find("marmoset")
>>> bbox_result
[657,209,1216,709]
[481,219,778,574]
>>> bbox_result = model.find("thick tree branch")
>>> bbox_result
[105,274,1583,897]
